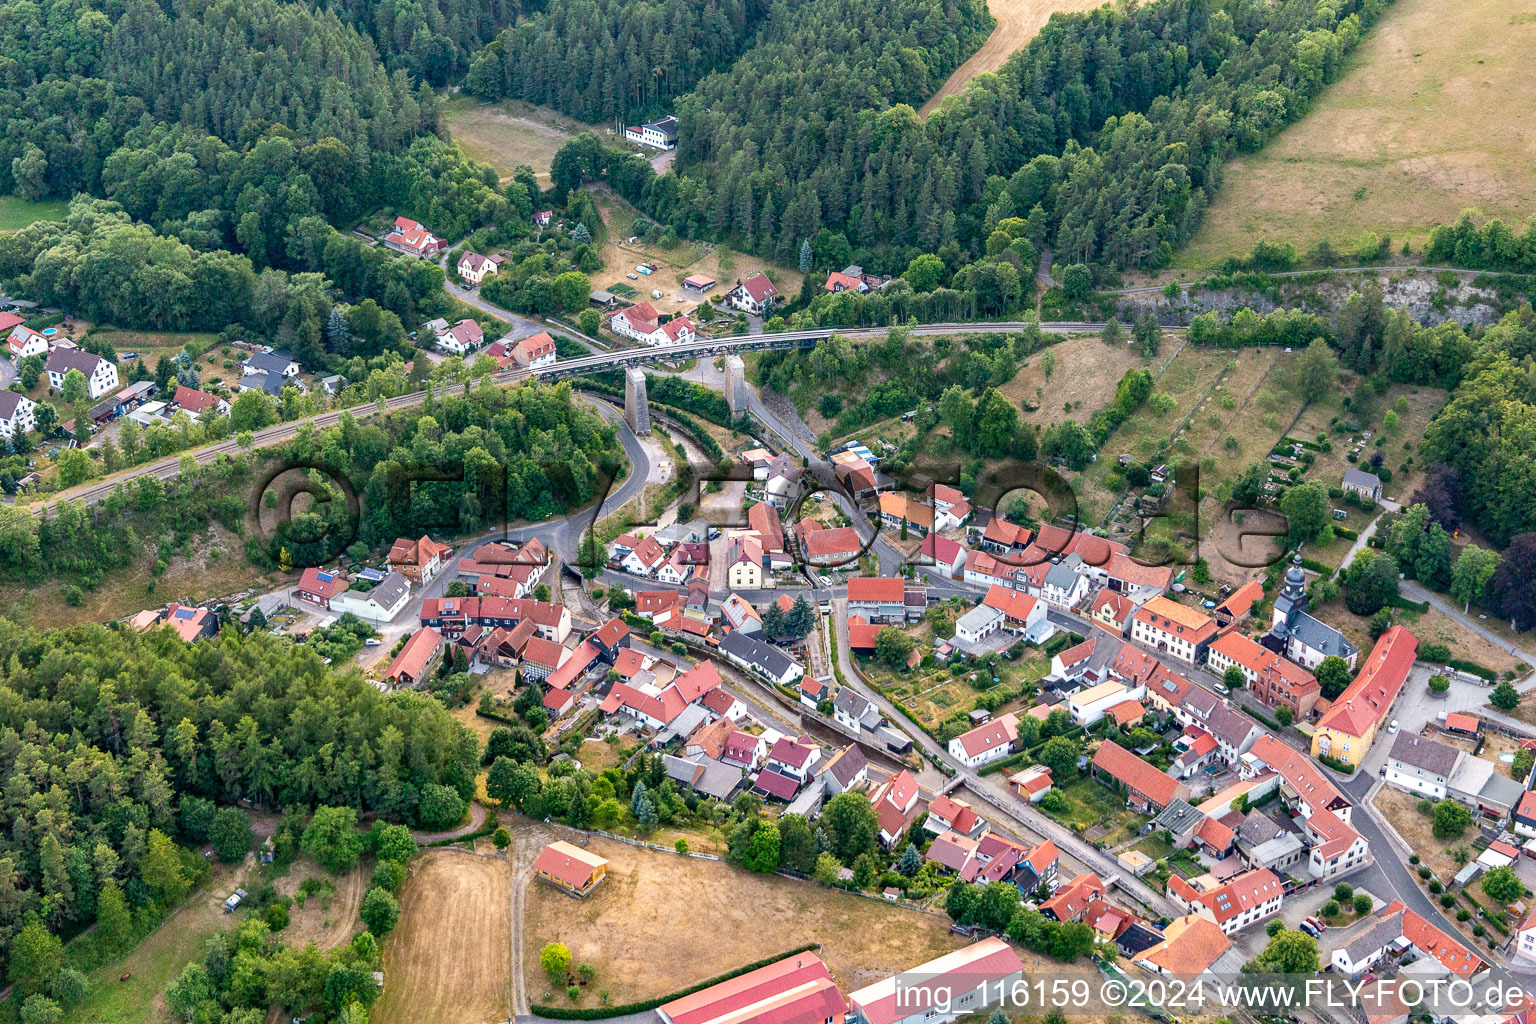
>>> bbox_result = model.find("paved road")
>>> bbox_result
[438,252,606,353]
[0,356,15,391]
[826,595,1182,921]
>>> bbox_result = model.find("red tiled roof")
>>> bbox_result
[1383,900,1484,976]
[386,627,442,680]
[927,794,978,834]
[917,534,963,564]
[522,636,568,669]
[173,385,222,414]
[297,567,350,599]
[1106,552,1174,590]
[1215,580,1265,619]
[734,273,779,304]
[982,584,1038,623]
[1091,740,1180,807]
[848,577,904,603]
[533,840,606,890]
[805,527,862,560]
[1317,625,1418,738]
[659,951,843,1024]
[1445,712,1481,733]
[953,716,1018,759]
[1106,700,1146,726]
[544,640,598,689]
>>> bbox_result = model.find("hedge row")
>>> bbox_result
[530,944,822,1019]
[1391,595,1431,614]
[1447,658,1497,681]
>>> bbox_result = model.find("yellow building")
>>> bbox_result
[533,840,609,896]
[1309,626,1418,767]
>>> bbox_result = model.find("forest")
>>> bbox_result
[546,0,1384,274]
[0,618,479,973]
[465,0,785,122]
[0,380,624,588]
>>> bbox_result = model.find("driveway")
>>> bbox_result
[0,357,15,391]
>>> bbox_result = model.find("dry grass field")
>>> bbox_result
[521,836,967,1004]
[1178,0,1536,268]
[375,851,512,1024]
[443,97,602,181]
[920,0,1110,115]
[276,859,367,951]
[1312,601,1523,679]
[1289,380,1447,503]
[1004,333,1151,428]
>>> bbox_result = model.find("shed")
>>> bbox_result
[682,274,717,291]
[590,289,617,308]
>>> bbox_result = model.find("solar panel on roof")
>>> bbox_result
[174,608,195,619]
[316,571,333,581]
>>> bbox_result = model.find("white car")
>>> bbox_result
[1388,719,1399,733]
[364,638,382,647]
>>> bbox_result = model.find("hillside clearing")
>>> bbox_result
[0,194,69,231]
[374,851,512,1024]
[920,0,1109,115]
[443,97,602,181]
[1178,0,1536,267]
[521,835,967,1004]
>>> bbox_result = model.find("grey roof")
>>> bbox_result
[1235,810,1286,847]
[719,629,799,679]
[0,390,29,417]
[1340,909,1407,964]
[817,744,869,787]
[1290,611,1359,659]
[245,371,286,396]
[1181,684,1221,718]
[245,350,297,374]
[662,753,742,800]
[1045,561,1084,592]
[369,572,410,610]
[657,703,711,744]
[45,348,107,374]
[1344,468,1382,490]
[1388,732,1461,776]
[1477,772,1525,811]
[834,687,878,723]
[1152,798,1204,836]
[1205,702,1261,749]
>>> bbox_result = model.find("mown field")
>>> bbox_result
[1178,0,1536,267]
[441,96,601,181]
[0,194,69,231]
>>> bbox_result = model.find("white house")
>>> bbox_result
[1038,560,1091,610]
[620,535,666,576]
[7,325,48,361]
[510,332,558,369]
[45,348,119,400]
[0,391,37,438]
[243,350,301,378]
[720,629,804,687]
[1067,679,1147,727]
[947,714,1019,769]
[624,116,678,150]
[1383,732,1461,801]
[725,274,780,316]
[1513,909,1536,968]
[610,301,695,346]
[457,251,502,285]
[329,573,412,623]
[435,319,485,355]
[954,604,1004,644]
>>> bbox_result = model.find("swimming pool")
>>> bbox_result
[41,328,57,336]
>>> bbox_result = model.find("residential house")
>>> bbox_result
[457,251,503,285]
[833,460,879,500]
[953,604,1004,645]
[926,484,970,523]
[1241,735,1369,879]
[1343,467,1384,502]
[804,526,863,563]
[721,729,766,771]
[138,604,220,643]
[1039,557,1091,611]
[622,535,667,576]
[1130,597,1219,665]
[418,595,571,643]
[747,501,790,569]
[718,592,762,634]
[1207,631,1320,719]
[870,769,920,847]
[834,690,882,733]
[624,116,678,150]
[847,577,906,624]
[1234,810,1306,874]
[0,391,37,438]
[981,585,1047,635]
[7,324,48,360]
[726,535,763,590]
[1168,867,1283,935]
[816,744,870,795]
[243,349,301,378]
[1091,740,1188,813]
[719,629,804,687]
[331,572,412,622]
[925,795,984,838]
[725,273,780,316]
[520,637,570,682]
[917,534,967,578]
[757,736,820,798]
[1132,915,1235,976]
[1039,871,1106,922]
[610,301,695,346]
[1515,791,1536,840]
[1330,902,1483,977]
[46,348,119,399]
[510,331,558,369]
[948,714,1019,769]
[1067,679,1147,728]
[532,840,608,896]
[1514,908,1536,967]
[1090,590,1135,636]
[1169,729,1219,778]
[384,627,444,687]
[295,567,350,609]
[1105,553,1174,602]
[171,385,230,420]
[1311,625,1418,768]
[383,216,444,257]
[980,518,1031,555]
[764,455,802,508]
[845,938,1023,1024]
[389,535,452,584]
[435,318,485,355]
[1384,732,1461,800]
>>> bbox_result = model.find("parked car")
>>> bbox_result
[1299,921,1319,938]
[1214,683,1229,696]
[627,273,639,280]
[1305,916,1326,932]
[1388,719,1399,733]
[122,351,138,359]
[364,639,382,647]
[223,888,247,913]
